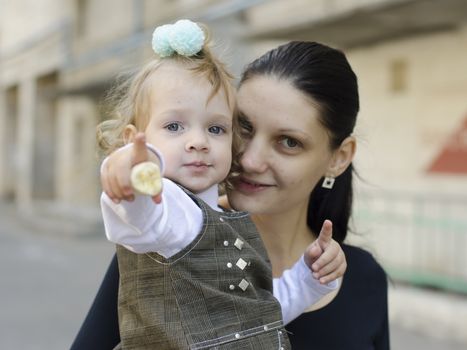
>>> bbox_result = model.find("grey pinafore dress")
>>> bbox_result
[115,190,290,349]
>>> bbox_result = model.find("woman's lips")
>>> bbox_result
[236,177,273,193]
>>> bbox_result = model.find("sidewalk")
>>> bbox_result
[0,201,115,350]
[389,282,467,345]
[1,200,466,349]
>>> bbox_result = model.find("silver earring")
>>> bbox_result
[322,176,335,189]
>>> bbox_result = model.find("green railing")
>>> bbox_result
[353,189,467,294]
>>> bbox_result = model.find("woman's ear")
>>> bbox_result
[327,136,356,177]
[123,124,138,144]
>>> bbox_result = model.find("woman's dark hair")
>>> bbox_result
[240,41,359,243]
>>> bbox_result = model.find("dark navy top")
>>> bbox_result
[286,244,390,350]
[71,244,389,350]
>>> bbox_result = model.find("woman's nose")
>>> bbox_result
[185,130,209,152]
[239,139,268,173]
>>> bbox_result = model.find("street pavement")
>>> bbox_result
[1,201,466,350]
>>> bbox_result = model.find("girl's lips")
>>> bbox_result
[236,177,273,193]
[185,161,210,167]
[184,162,210,173]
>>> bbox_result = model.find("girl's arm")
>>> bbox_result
[101,178,202,257]
[273,220,345,324]
[273,257,338,325]
[101,137,203,258]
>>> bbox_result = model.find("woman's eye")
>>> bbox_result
[279,137,301,149]
[165,122,182,132]
[208,125,225,135]
[238,118,253,136]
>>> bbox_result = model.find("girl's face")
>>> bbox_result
[142,63,233,193]
[228,76,336,215]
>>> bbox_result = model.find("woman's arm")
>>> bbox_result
[374,275,390,349]
[70,254,120,350]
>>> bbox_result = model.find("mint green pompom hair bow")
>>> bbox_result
[152,19,205,58]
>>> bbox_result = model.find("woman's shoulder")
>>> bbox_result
[342,243,383,267]
[342,243,388,286]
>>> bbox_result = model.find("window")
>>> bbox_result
[76,0,88,37]
[390,59,408,93]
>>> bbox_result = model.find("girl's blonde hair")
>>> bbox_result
[97,24,235,157]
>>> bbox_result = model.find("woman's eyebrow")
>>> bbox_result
[236,111,250,122]
[237,115,253,130]
[277,128,307,135]
[277,128,313,142]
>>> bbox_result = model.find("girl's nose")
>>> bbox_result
[185,130,209,152]
[239,139,268,173]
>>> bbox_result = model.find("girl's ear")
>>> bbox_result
[327,136,356,177]
[123,124,138,144]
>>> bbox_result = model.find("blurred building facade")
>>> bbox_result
[1,0,467,301]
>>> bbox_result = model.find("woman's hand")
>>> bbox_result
[101,133,162,204]
[304,220,347,284]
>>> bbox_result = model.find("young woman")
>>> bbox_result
[71,40,389,350]
[229,41,389,349]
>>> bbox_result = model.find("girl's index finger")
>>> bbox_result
[317,219,333,249]
[132,132,148,165]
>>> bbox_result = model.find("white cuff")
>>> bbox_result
[100,142,165,174]
[298,255,339,290]
[145,143,165,174]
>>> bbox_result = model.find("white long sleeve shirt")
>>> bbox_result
[102,148,337,324]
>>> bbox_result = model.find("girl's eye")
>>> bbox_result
[165,122,182,132]
[279,137,301,149]
[208,125,225,135]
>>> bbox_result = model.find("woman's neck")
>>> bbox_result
[251,206,316,278]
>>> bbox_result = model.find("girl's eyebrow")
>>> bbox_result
[158,110,232,126]
[211,113,232,122]
[157,109,189,121]
[208,116,233,129]
[159,108,186,115]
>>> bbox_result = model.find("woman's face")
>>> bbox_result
[228,75,335,215]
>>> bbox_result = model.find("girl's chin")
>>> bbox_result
[181,180,215,194]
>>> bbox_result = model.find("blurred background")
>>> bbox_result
[0,0,466,349]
